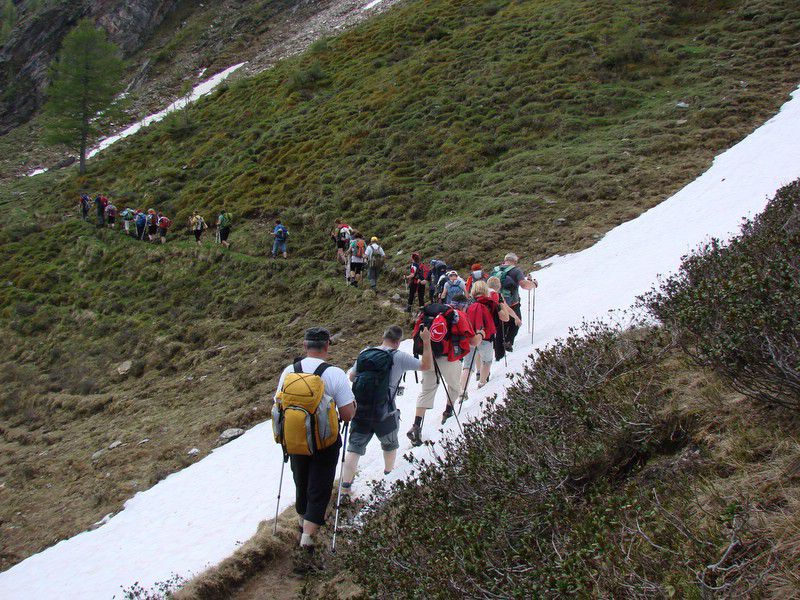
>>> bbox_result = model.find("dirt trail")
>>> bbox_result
[231,554,302,600]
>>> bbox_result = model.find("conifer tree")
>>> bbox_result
[43,19,124,174]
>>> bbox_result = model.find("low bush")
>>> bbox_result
[643,181,800,411]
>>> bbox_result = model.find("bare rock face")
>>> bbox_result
[0,0,179,133]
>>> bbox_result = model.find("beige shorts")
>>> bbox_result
[416,356,462,410]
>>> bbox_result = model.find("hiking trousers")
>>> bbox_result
[289,438,341,526]
[367,266,380,289]
[408,282,425,309]
[505,302,522,347]
[416,356,461,410]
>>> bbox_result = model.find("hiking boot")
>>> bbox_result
[406,425,422,447]
[441,404,454,425]
[292,544,323,576]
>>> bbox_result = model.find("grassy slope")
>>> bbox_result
[1,0,799,572]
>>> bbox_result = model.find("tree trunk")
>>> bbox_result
[79,125,87,175]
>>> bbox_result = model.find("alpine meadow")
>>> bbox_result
[0,0,799,598]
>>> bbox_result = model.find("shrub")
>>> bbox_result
[643,181,800,411]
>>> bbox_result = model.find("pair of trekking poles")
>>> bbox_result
[273,423,351,553]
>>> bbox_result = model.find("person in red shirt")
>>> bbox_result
[459,281,512,394]
[465,263,488,296]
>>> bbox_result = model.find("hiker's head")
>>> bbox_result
[471,280,489,298]
[303,327,331,355]
[487,276,501,291]
[275,219,281,225]
[382,325,403,348]
[471,263,483,278]
[371,236,379,243]
[411,252,421,263]
[447,270,458,281]
[503,252,519,265]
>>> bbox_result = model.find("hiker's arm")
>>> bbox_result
[419,326,433,372]
[497,302,511,323]
[339,401,356,422]
[471,330,484,347]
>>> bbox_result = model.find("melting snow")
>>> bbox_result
[2,86,800,598]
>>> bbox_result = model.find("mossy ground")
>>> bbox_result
[1,0,799,574]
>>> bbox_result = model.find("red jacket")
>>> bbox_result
[447,309,476,361]
[466,296,497,340]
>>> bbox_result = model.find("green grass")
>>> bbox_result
[1,0,800,571]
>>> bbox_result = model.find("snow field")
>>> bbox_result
[2,86,799,598]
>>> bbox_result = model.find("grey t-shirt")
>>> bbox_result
[349,346,421,398]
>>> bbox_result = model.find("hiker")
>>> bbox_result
[145,209,157,241]
[407,303,480,445]
[487,275,520,362]
[465,263,488,296]
[217,210,233,248]
[190,211,207,245]
[271,219,289,259]
[135,210,147,240]
[405,252,427,314]
[120,208,135,235]
[94,195,105,227]
[365,236,385,291]
[347,231,367,287]
[79,195,90,221]
[157,214,172,244]
[331,219,352,266]
[427,259,449,303]
[272,327,355,573]
[490,253,537,352]
[458,281,510,394]
[341,325,433,494]
[440,270,467,305]
[105,202,117,229]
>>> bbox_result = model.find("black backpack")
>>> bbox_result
[352,348,397,432]
[412,303,456,358]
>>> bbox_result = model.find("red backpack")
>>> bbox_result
[467,297,498,340]
[354,239,366,258]
[158,216,172,229]
[412,304,474,361]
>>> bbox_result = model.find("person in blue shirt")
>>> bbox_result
[271,219,289,259]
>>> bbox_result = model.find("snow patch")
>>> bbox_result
[87,63,245,160]
[1,86,800,599]
[363,0,386,10]
[26,168,48,177]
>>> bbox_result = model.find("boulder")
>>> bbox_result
[219,428,245,442]
[187,448,200,456]
[554,218,568,226]
[117,360,133,376]
[675,101,690,109]
[91,449,106,461]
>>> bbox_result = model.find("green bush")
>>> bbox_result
[643,180,800,411]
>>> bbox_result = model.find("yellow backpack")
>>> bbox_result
[272,361,340,456]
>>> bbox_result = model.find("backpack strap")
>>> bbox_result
[313,362,330,377]
[292,360,304,374]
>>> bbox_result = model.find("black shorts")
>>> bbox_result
[148,224,157,234]
[219,226,231,241]
[194,230,202,241]
[351,261,364,274]
[158,227,168,237]
[336,239,349,250]
[107,216,115,224]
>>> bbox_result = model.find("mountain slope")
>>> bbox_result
[1,0,799,579]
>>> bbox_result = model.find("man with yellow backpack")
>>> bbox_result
[272,327,355,574]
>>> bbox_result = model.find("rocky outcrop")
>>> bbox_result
[0,0,180,133]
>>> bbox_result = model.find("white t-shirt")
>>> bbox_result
[365,243,385,259]
[275,357,354,408]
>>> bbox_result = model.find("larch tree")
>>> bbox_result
[43,19,124,174]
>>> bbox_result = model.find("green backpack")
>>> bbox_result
[219,212,232,228]
[352,348,397,434]
[490,265,515,303]
[368,246,385,271]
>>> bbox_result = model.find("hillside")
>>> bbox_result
[1,0,799,581]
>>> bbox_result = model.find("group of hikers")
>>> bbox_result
[78,194,235,247]
[330,219,385,289]
[272,251,537,573]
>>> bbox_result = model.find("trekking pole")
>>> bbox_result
[530,286,536,346]
[331,422,350,553]
[433,360,463,435]
[273,451,288,535]
[457,348,477,417]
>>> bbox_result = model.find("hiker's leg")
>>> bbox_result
[417,364,439,412]
[506,302,522,346]
[418,284,426,307]
[379,428,399,473]
[478,341,494,384]
[407,284,416,309]
[343,428,371,484]
[303,442,340,530]
[439,357,462,407]
[290,454,311,523]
